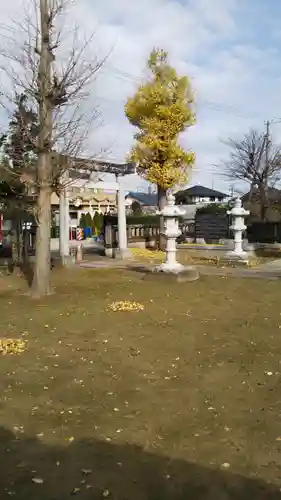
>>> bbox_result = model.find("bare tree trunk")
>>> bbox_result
[11,225,17,268]
[0,0,107,295]
[259,183,268,221]
[18,220,23,264]
[11,218,21,274]
[31,180,52,296]
[158,185,167,251]
[30,0,53,298]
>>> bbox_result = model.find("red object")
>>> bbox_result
[69,228,76,240]
[76,228,83,240]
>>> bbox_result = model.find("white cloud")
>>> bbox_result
[1,0,281,194]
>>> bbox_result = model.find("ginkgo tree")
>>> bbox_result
[125,49,195,215]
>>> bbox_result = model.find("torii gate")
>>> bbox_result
[59,159,135,263]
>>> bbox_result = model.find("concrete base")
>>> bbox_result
[143,265,199,283]
[222,251,251,267]
[114,248,132,260]
[60,254,76,267]
[104,247,115,258]
[155,262,185,274]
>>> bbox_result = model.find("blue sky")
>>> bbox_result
[2,0,281,194]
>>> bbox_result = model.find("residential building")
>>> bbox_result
[175,185,229,205]
[125,192,158,213]
[242,186,281,221]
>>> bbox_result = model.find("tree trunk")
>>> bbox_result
[30,0,53,298]
[18,220,23,264]
[259,183,268,221]
[11,219,18,267]
[11,217,23,275]
[30,182,52,297]
[158,185,167,251]
[11,216,21,275]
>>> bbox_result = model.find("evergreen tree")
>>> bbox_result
[79,213,87,229]
[0,93,38,269]
[0,93,38,179]
[131,201,143,215]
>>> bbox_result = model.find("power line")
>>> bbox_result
[99,64,263,120]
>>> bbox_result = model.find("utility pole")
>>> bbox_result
[265,119,270,190]
[265,120,270,173]
[259,120,270,221]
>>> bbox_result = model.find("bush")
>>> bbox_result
[131,201,143,215]
[196,203,228,215]
[79,213,87,229]
[84,212,92,228]
[104,214,161,226]
[93,211,104,236]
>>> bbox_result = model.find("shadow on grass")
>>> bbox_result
[0,261,33,286]
[254,248,281,259]
[126,264,151,274]
[18,258,58,288]
[0,427,280,500]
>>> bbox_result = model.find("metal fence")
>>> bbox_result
[246,222,281,243]
[194,214,230,243]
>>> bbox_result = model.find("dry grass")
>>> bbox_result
[1,268,281,499]
[131,247,281,268]
[130,248,219,266]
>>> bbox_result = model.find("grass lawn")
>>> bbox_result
[130,247,281,268]
[1,268,281,499]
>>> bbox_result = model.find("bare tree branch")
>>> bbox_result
[0,0,111,297]
[219,129,281,185]
[218,128,281,220]
[0,0,110,186]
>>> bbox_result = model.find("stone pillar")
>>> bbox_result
[104,220,114,258]
[117,176,130,259]
[59,181,70,264]
[76,243,83,262]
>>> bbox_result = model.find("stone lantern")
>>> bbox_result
[154,193,198,281]
[226,197,250,260]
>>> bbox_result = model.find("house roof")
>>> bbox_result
[242,186,281,203]
[126,192,158,206]
[176,185,228,199]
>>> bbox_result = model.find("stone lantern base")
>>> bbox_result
[222,249,253,267]
[155,261,185,273]
[143,265,199,283]
[225,249,249,260]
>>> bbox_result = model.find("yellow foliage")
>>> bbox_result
[0,338,26,355]
[131,248,165,262]
[107,301,144,312]
[125,48,195,191]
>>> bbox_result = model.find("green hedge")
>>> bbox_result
[196,203,228,215]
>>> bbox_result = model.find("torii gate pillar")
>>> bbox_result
[59,175,130,261]
[116,175,130,259]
